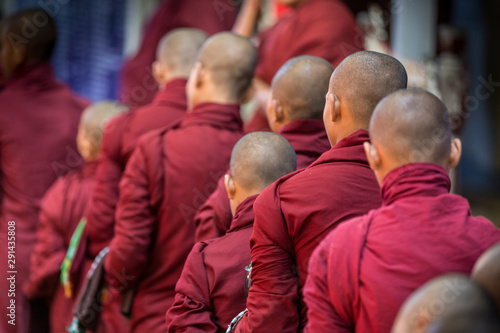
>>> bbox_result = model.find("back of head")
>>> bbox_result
[156,28,208,78]
[78,101,129,161]
[230,132,296,192]
[197,32,258,101]
[2,8,56,62]
[332,51,408,126]
[392,274,500,333]
[370,89,452,166]
[472,242,500,317]
[272,55,334,120]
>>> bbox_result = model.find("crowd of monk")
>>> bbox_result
[0,1,499,333]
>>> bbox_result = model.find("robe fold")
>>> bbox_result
[85,78,187,258]
[237,130,381,332]
[120,0,239,107]
[166,195,258,333]
[105,102,244,333]
[245,0,363,133]
[24,162,96,333]
[195,119,330,242]
[0,62,87,333]
[303,163,500,333]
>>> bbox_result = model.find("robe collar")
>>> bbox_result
[5,61,55,89]
[307,129,370,169]
[181,102,243,132]
[227,194,258,233]
[381,163,451,206]
[152,78,187,107]
[278,119,330,169]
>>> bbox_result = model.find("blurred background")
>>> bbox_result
[1,0,499,222]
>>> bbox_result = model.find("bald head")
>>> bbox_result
[156,28,208,77]
[272,55,334,120]
[370,89,452,166]
[392,274,500,333]
[472,242,500,317]
[332,51,407,125]
[197,32,258,100]
[2,9,56,62]
[230,132,296,192]
[78,101,128,160]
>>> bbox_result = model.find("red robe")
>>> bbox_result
[120,0,239,107]
[0,62,87,333]
[245,0,363,132]
[303,163,500,333]
[194,119,330,242]
[166,195,258,332]
[85,78,187,258]
[105,103,244,333]
[24,162,96,333]
[237,130,381,332]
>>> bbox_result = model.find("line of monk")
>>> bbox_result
[1,3,499,333]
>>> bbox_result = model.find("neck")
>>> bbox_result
[193,90,240,108]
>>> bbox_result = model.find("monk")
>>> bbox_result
[0,9,88,333]
[234,0,363,132]
[85,28,207,258]
[471,242,500,316]
[166,132,297,332]
[23,102,126,333]
[194,55,333,242]
[104,32,257,333]
[120,0,240,107]
[229,51,407,332]
[392,274,500,333]
[303,89,500,333]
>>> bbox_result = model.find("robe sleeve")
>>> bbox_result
[166,242,218,333]
[24,179,67,299]
[194,175,232,242]
[85,117,126,258]
[304,216,369,332]
[104,136,162,290]
[237,185,300,333]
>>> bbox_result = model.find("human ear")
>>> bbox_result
[448,138,462,170]
[192,62,203,88]
[332,94,341,122]
[364,141,381,171]
[224,174,236,200]
[152,61,164,84]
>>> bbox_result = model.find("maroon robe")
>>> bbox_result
[195,119,330,242]
[166,195,257,332]
[237,130,381,332]
[120,0,239,107]
[303,163,500,333]
[0,62,87,333]
[245,0,363,132]
[24,162,96,333]
[85,78,187,258]
[105,102,244,333]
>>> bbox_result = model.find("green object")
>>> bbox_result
[61,217,86,298]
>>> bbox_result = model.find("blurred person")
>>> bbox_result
[0,9,88,333]
[104,32,257,333]
[471,242,500,316]
[24,102,127,333]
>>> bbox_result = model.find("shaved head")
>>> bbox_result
[392,274,500,333]
[230,132,296,191]
[272,55,334,120]
[370,89,452,165]
[197,32,258,100]
[78,101,128,159]
[156,28,208,77]
[332,51,407,125]
[472,242,500,317]
[2,8,56,62]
